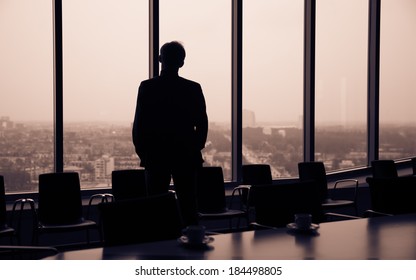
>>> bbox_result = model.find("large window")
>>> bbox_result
[0,0,53,193]
[379,0,416,160]
[3,1,416,194]
[315,0,368,172]
[243,0,303,178]
[160,0,232,180]
[62,0,148,189]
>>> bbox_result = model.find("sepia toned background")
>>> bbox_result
[1,0,415,192]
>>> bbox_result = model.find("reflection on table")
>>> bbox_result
[47,213,416,260]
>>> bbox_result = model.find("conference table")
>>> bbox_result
[46,213,416,260]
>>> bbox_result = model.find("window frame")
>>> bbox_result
[7,0,414,196]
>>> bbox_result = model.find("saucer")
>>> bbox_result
[177,235,214,247]
[286,223,319,233]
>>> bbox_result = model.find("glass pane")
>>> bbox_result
[63,0,148,189]
[160,0,232,180]
[243,0,304,178]
[0,0,53,193]
[315,0,368,172]
[379,0,416,160]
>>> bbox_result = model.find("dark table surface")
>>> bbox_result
[46,213,416,260]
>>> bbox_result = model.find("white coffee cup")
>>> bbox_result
[183,225,206,243]
[294,213,312,230]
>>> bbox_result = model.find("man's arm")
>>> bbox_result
[132,84,146,164]
[195,84,208,151]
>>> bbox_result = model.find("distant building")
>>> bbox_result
[95,155,114,180]
[0,116,14,129]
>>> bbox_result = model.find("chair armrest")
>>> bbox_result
[333,179,358,189]
[11,198,37,234]
[231,185,252,195]
[12,198,36,212]
[333,179,359,203]
[88,193,114,206]
[229,185,251,210]
[87,193,114,219]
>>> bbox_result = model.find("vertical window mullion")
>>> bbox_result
[303,0,315,162]
[367,0,381,164]
[149,0,159,78]
[53,0,63,173]
[232,0,243,182]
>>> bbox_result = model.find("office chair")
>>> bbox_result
[196,166,247,230]
[111,169,147,200]
[298,161,359,215]
[87,169,149,211]
[98,192,183,246]
[248,180,324,228]
[0,175,17,244]
[371,160,398,178]
[366,176,416,215]
[32,172,100,245]
[242,164,273,185]
[231,164,273,220]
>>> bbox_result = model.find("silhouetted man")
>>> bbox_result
[132,41,208,226]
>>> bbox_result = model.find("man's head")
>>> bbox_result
[159,41,186,70]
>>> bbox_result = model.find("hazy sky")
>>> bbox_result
[1,0,415,125]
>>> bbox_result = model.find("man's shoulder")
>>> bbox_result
[139,76,201,90]
[139,77,160,86]
[177,76,202,88]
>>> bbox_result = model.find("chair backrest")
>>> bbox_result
[371,160,398,178]
[111,169,147,201]
[298,161,328,202]
[0,175,7,227]
[242,164,273,185]
[98,192,183,246]
[38,172,83,225]
[196,166,227,213]
[249,181,323,227]
[366,177,416,215]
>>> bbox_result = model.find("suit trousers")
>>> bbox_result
[145,164,200,226]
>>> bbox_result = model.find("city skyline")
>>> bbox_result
[1,114,415,193]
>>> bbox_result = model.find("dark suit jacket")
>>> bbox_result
[132,71,208,168]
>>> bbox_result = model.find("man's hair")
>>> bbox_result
[160,41,186,68]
